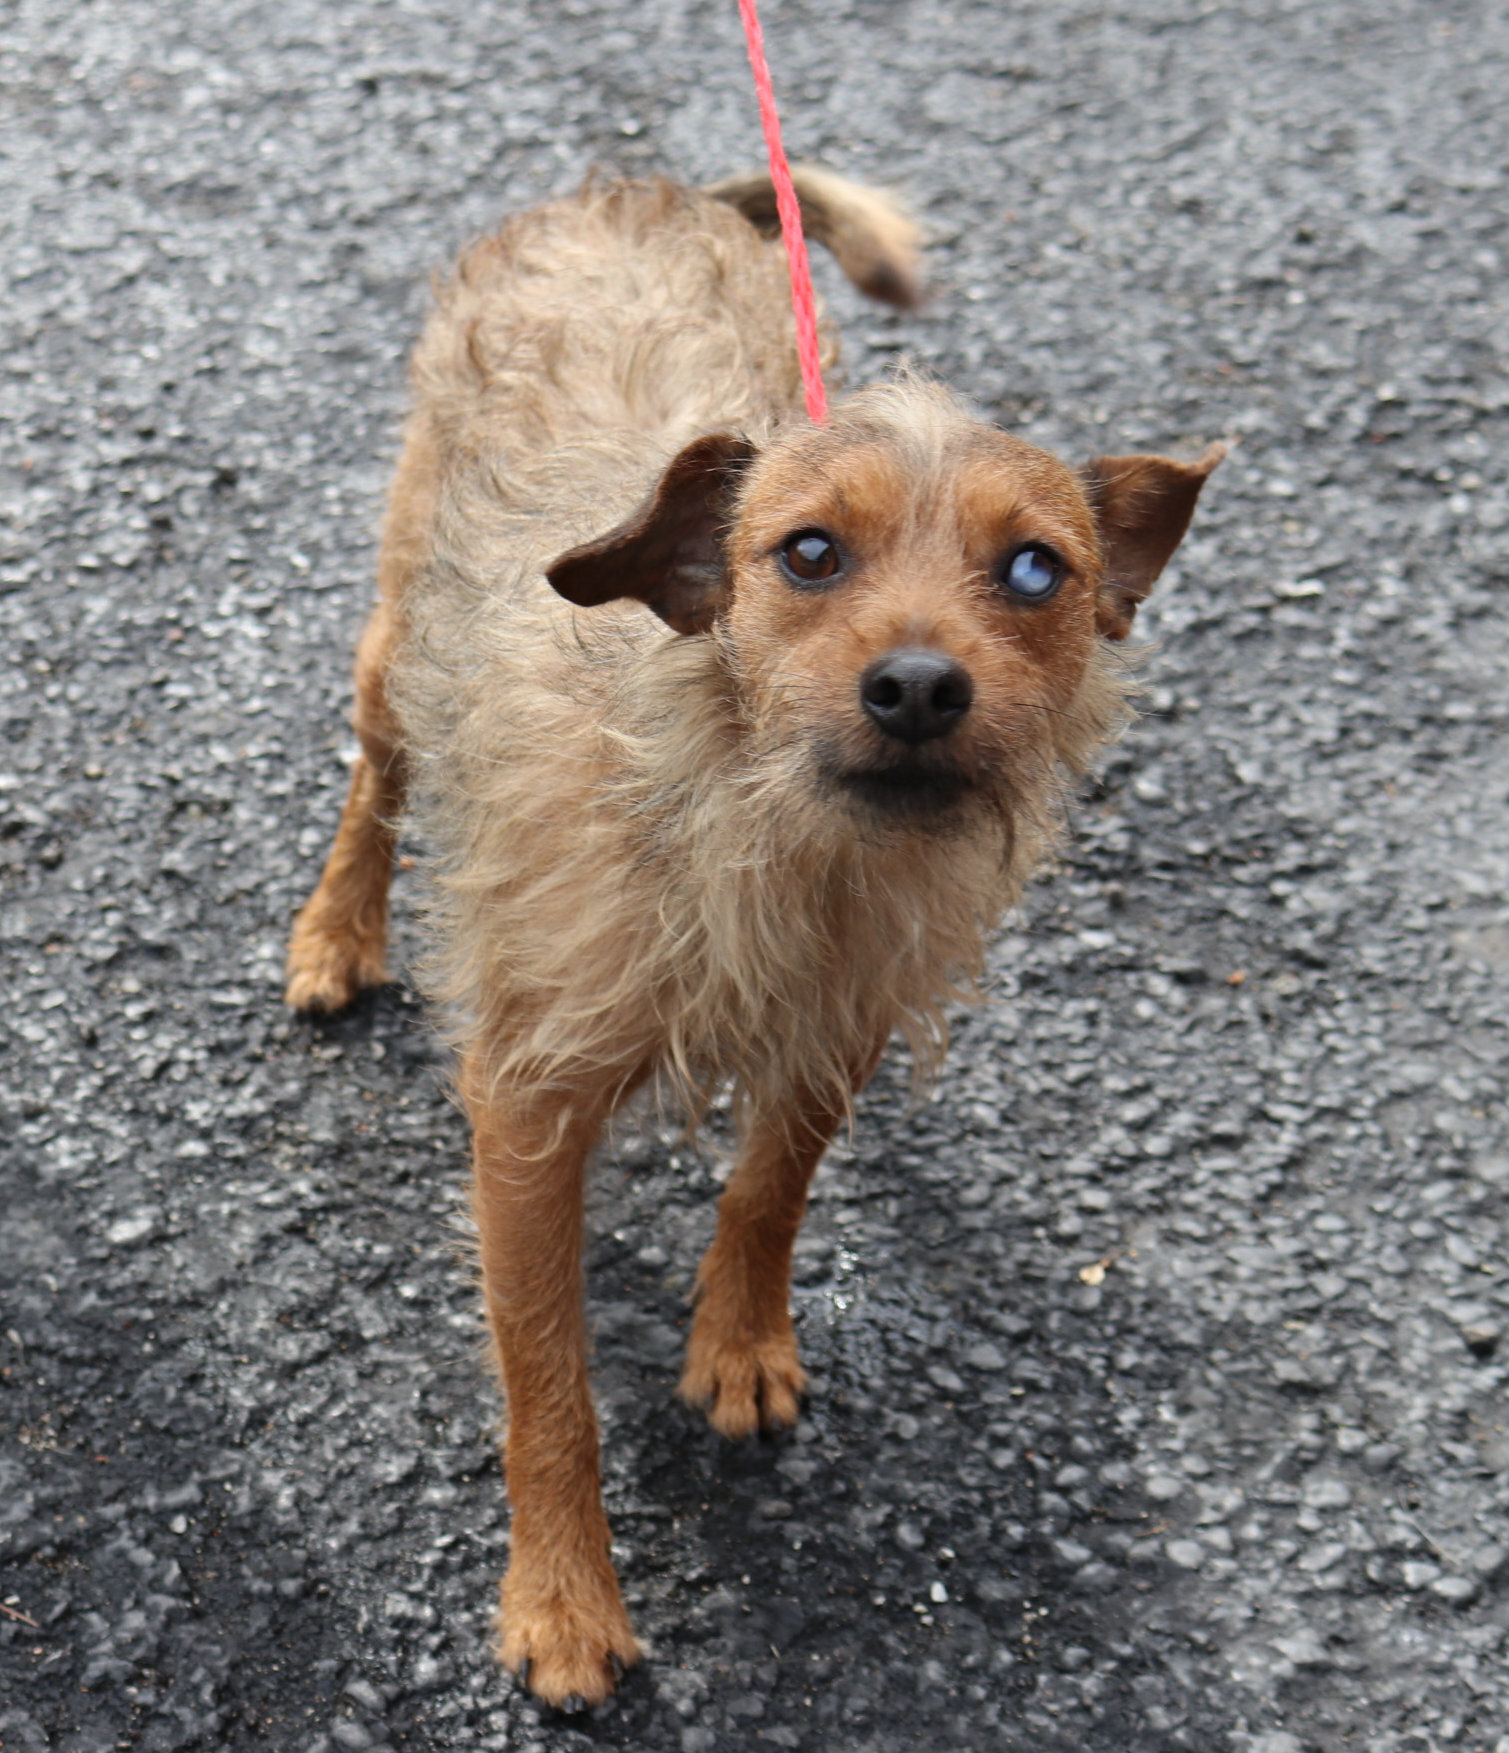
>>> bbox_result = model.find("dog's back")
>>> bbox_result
[406,175,918,521]
[413,181,804,474]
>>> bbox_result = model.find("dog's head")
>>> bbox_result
[547,378,1222,829]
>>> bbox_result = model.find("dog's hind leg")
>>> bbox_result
[465,1061,642,1707]
[284,604,404,1012]
[680,1051,884,1439]
[285,421,437,1013]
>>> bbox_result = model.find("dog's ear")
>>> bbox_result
[1080,441,1226,640]
[546,433,757,635]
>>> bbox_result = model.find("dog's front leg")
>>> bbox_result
[680,1064,878,1439]
[465,1063,640,1707]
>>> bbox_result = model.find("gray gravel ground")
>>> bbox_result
[3,1,1508,1749]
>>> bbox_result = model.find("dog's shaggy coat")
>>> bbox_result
[285,171,1222,1706]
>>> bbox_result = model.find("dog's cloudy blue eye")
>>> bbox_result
[999,544,1062,602]
[779,529,842,586]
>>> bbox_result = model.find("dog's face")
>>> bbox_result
[549,382,1222,829]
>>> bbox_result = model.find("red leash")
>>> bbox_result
[736,0,828,423]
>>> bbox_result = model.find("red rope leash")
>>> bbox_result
[736,0,828,423]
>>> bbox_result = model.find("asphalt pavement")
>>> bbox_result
[2,2,1508,1749]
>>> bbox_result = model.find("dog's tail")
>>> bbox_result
[706,165,923,309]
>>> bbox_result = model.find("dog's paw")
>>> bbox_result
[678,1323,806,1440]
[498,1571,641,1708]
[284,920,386,1013]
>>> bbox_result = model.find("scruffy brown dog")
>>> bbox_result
[285,169,1222,1707]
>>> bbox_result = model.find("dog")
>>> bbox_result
[284,168,1223,1707]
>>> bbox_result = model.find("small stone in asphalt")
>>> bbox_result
[1430,1576,1480,1607]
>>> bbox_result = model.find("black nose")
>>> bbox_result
[859,647,974,745]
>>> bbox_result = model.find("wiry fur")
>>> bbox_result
[396,378,1132,1133]
[411,176,830,467]
[284,169,1221,1708]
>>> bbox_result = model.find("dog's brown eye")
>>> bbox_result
[779,529,842,586]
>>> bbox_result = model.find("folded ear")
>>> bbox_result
[1080,441,1226,640]
[545,433,757,635]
